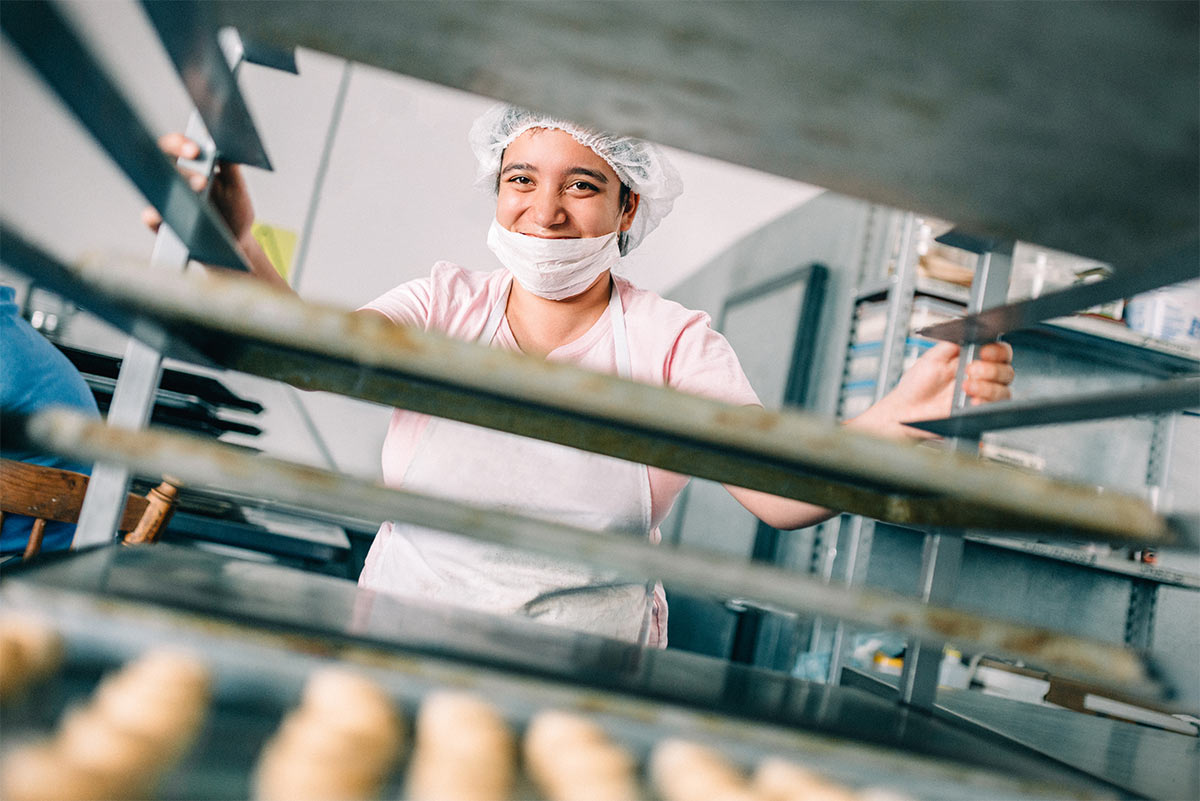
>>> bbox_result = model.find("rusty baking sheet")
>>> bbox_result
[22,408,1170,703]
[204,1,1197,273]
[0,575,1120,800]
[1,236,1179,547]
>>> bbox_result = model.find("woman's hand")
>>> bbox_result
[847,341,1014,441]
[141,133,256,242]
[142,133,291,291]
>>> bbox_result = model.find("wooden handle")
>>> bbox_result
[22,519,46,561]
[123,480,180,546]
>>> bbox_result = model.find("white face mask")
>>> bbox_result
[486,218,621,301]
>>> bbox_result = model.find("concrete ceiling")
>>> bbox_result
[207,1,1199,276]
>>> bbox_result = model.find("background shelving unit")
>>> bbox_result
[812,207,1200,702]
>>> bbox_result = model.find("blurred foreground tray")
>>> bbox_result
[3,544,1180,799]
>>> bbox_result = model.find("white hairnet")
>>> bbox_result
[468,105,683,254]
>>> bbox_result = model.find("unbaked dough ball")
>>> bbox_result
[857,789,916,801]
[415,691,511,747]
[118,648,210,694]
[254,737,382,801]
[253,667,403,801]
[299,667,404,759]
[0,616,63,679]
[407,691,516,801]
[0,742,121,801]
[524,708,608,770]
[0,634,28,700]
[524,709,639,801]
[56,705,160,787]
[753,757,857,801]
[2,646,209,801]
[650,739,761,801]
[0,615,62,701]
[88,647,211,771]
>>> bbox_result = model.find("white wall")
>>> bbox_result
[1,1,822,479]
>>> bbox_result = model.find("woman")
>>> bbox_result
[151,106,1014,646]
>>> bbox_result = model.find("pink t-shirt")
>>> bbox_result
[361,263,762,534]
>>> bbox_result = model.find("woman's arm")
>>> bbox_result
[724,341,1014,530]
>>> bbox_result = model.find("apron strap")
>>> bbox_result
[479,279,512,344]
[608,280,631,380]
[481,276,632,381]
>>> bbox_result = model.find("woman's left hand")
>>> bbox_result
[848,341,1014,440]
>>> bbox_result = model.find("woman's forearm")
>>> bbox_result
[724,484,837,531]
[722,410,920,530]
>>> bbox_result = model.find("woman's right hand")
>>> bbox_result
[141,133,256,245]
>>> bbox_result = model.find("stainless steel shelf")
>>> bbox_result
[18,409,1170,697]
[141,1,274,169]
[1017,316,1200,376]
[203,1,1198,274]
[918,242,1200,345]
[843,668,1199,801]
[964,535,1200,590]
[856,281,1197,375]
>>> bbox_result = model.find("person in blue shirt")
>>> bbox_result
[1,285,101,555]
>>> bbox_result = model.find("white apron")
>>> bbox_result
[359,278,657,644]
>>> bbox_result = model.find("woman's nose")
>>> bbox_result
[528,188,566,229]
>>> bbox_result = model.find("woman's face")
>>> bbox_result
[496,128,638,240]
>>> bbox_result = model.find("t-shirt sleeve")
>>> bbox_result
[665,313,762,408]
[358,275,434,328]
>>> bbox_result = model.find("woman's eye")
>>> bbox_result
[507,175,532,185]
[570,181,599,192]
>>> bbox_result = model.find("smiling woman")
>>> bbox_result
[151,103,1014,648]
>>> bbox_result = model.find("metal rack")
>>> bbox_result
[820,208,1199,706]
[2,1,1198,792]
[3,544,1152,800]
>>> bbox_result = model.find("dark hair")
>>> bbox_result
[617,183,633,256]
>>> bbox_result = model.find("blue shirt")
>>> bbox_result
[1,285,101,554]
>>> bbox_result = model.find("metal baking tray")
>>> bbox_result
[0,544,1133,799]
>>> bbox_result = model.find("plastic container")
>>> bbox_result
[853,297,963,345]
[845,338,937,384]
[1125,280,1200,345]
[909,297,964,331]
[845,343,885,384]
[853,301,889,342]
[902,337,937,369]
[840,380,876,420]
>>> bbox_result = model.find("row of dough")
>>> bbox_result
[1,638,210,801]
[0,615,908,801]
[256,671,894,801]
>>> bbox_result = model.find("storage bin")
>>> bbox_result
[853,301,889,342]
[1125,280,1200,345]
[840,380,877,419]
[853,297,963,345]
[909,297,964,331]
[845,338,937,385]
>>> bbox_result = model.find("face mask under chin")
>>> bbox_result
[486,219,623,301]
